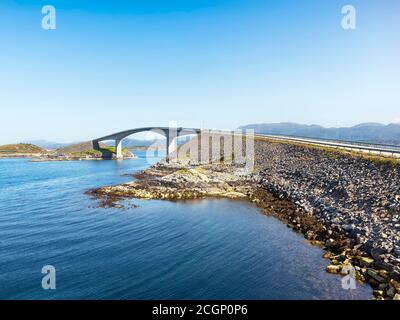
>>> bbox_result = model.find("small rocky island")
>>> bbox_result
[88,136,400,300]
[0,143,48,158]
[32,141,135,161]
[0,141,135,161]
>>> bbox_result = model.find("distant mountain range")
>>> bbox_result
[22,140,72,150]
[121,138,166,148]
[238,122,400,145]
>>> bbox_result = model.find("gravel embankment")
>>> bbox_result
[252,139,400,297]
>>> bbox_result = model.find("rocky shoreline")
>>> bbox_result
[0,153,45,159]
[30,154,137,162]
[88,138,400,300]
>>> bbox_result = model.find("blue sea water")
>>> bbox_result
[0,152,372,299]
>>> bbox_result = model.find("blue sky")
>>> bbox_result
[0,0,399,143]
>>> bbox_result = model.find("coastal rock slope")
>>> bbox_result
[253,139,400,263]
[252,138,400,299]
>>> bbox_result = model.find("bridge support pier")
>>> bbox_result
[166,131,178,163]
[115,138,123,159]
[92,140,100,151]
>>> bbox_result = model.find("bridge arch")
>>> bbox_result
[92,127,201,161]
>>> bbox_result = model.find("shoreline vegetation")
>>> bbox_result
[88,135,400,300]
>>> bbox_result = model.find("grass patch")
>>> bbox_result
[0,143,46,154]
[55,141,132,159]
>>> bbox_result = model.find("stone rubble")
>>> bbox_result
[252,139,400,299]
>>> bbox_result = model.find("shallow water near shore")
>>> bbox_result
[0,151,372,299]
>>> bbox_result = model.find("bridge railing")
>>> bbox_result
[255,133,400,156]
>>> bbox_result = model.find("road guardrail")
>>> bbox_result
[256,133,400,157]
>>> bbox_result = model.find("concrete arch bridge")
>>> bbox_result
[92,127,202,161]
